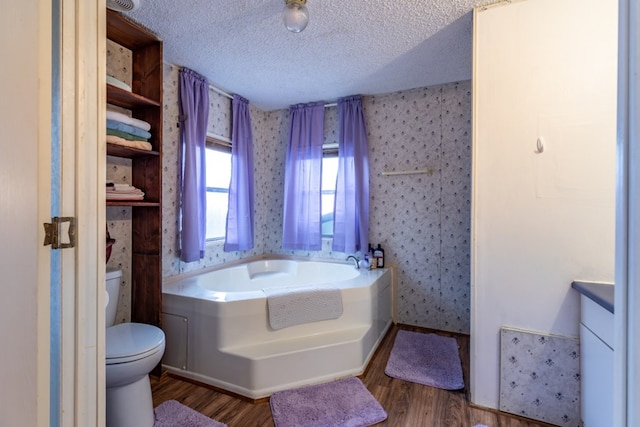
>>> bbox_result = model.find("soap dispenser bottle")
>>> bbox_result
[368,244,376,269]
[374,244,385,268]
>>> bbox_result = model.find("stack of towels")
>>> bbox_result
[106,109,153,151]
[106,180,145,201]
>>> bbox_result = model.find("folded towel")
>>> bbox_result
[107,119,152,140]
[106,110,152,132]
[107,183,140,193]
[106,190,144,197]
[107,128,149,142]
[263,286,343,330]
[106,134,153,151]
[106,182,145,201]
[106,75,132,92]
[106,193,144,201]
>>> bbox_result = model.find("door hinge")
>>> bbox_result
[43,217,77,249]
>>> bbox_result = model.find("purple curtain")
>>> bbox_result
[178,68,209,262]
[282,102,325,250]
[224,95,255,251]
[332,95,370,253]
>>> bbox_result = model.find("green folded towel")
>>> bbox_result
[106,128,149,142]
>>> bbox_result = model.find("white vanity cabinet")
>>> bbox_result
[573,282,614,427]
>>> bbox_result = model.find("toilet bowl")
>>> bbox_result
[105,269,165,427]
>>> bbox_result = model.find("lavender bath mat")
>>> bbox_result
[270,377,387,427]
[154,400,227,427]
[385,330,464,390]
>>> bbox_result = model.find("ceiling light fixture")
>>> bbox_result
[283,0,309,33]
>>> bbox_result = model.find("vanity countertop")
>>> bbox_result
[572,281,614,314]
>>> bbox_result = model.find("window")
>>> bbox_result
[205,139,231,240]
[321,144,339,237]
[205,139,338,240]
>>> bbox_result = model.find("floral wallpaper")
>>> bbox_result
[364,84,472,333]
[105,40,133,323]
[500,327,581,426]
[161,63,181,276]
[106,39,131,86]
[107,45,471,333]
[105,156,133,323]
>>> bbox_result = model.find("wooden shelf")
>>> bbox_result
[107,8,163,347]
[107,11,159,50]
[107,84,161,109]
[106,200,160,207]
[107,142,159,158]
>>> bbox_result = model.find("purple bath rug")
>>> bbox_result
[154,400,227,427]
[269,377,387,427]
[384,329,464,390]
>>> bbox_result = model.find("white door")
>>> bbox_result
[0,1,105,426]
[0,0,54,424]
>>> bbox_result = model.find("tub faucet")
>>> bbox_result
[346,255,360,269]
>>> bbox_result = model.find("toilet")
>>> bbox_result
[105,269,165,427]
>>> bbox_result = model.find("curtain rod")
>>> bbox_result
[209,83,233,100]
[208,83,338,109]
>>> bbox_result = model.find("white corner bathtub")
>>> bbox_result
[161,258,392,399]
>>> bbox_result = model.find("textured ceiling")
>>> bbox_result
[126,0,496,111]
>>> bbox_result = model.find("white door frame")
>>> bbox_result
[614,0,639,425]
[57,0,105,425]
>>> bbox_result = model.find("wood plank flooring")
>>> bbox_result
[150,324,554,427]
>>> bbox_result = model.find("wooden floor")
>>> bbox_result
[151,324,553,427]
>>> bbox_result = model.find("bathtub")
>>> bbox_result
[161,258,392,399]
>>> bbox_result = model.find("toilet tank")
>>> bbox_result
[105,269,122,328]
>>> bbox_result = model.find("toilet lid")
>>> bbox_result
[106,323,165,363]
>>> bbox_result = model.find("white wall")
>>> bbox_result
[471,0,618,409]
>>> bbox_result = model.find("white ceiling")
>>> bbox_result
[126,0,496,111]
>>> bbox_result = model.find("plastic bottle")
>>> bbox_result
[363,249,371,269]
[368,244,377,269]
[374,244,385,268]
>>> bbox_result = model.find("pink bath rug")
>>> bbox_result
[269,377,387,427]
[154,400,227,427]
[385,329,464,390]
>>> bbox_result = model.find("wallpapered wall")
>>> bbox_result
[106,39,133,324]
[499,327,580,426]
[106,41,471,333]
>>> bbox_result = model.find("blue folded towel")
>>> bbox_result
[107,119,152,140]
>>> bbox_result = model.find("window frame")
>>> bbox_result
[204,135,232,242]
[321,142,339,238]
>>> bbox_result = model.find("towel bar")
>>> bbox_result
[380,168,433,177]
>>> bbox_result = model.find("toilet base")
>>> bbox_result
[106,374,154,427]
